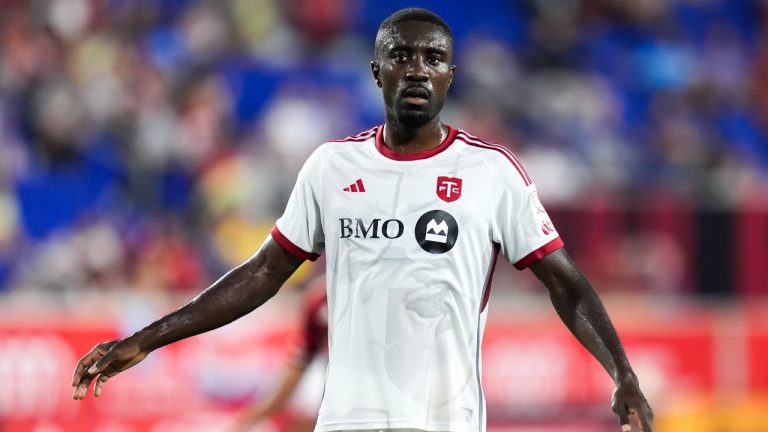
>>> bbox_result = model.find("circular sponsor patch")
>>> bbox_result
[414,210,458,254]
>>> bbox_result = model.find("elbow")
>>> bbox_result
[247,263,287,300]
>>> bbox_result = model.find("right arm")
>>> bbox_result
[228,354,309,432]
[72,238,304,400]
[229,283,327,432]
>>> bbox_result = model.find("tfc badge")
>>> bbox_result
[436,176,462,202]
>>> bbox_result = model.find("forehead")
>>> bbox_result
[382,21,451,51]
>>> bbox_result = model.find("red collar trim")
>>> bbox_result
[375,124,458,161]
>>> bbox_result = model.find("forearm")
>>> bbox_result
[551,277,632,381]
[132,240,301,352]
[530,249,654,429]
[243,361,305,423]
[531,250,633,382]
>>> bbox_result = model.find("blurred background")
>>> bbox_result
[0,0,767,431]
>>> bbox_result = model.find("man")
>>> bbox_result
[228,277,328,432]
[72,8,654,432]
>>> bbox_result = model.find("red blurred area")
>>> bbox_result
[1,304,766,431]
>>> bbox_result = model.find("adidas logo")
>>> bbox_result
[343,179,366,192]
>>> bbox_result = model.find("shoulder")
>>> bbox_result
[453,128,533,187]
[326,126,378,144]
[304,126,378,164]
[296,127,377,180]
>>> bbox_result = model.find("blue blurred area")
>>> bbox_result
[15,134,125,239]
[0,0,766,296]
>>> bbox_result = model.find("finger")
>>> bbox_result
[72,374,96,400]
[93,365,123,398]
[88,350,117,377]
[71,348,105,387]
[93,374,110,397]
[73,384,88,400]
[636,405,654,432]
[615,405,630,431]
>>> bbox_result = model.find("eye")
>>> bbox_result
[393,52,409,63]
[427,55,442,66]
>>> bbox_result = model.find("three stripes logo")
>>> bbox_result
[343,179,366,192]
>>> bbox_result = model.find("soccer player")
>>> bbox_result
[228,277,328,432]
[72,8,654,432]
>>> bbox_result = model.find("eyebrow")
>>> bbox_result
[388,44,448,54]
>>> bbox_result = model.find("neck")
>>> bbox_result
[382,118,446,155]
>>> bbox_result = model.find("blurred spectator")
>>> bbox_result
[0,0,766,298]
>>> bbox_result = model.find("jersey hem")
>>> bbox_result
[513,236,564,269]
[271,226,320,261]
[315,419,479,432]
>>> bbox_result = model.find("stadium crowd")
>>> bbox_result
[0,0,766,300]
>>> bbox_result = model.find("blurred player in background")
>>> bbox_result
[228,276,328,432]
[72,7,653,432]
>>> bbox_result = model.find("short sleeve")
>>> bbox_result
[491,160,563,269]
[273,149,325,261]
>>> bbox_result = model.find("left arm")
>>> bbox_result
[529,248,653,432]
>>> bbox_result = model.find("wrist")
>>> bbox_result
[130,327,159,353]
[614,368,637,385]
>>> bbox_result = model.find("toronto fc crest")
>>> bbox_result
[436,176,462,202]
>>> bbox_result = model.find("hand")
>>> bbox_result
[611,374,654,431]
[71,338,149,400]
[225,417,250,432]
[225,409,265,432]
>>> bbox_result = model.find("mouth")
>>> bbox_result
[401,87,431,106]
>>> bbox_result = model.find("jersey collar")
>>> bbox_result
[375,124,458,161]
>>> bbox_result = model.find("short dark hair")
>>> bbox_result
[375,8,453,58]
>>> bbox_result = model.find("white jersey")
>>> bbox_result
[272,125,563,432]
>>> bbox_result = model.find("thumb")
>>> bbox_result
[87,350,115,375]
[614,402,630,431]
[618,411,631,431]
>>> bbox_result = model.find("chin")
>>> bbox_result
[397,110,434,128]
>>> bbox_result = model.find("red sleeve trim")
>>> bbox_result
[270,226,320,262]
[514,237,564,270]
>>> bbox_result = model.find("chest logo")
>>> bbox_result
[415,210,459,254]
[436,176,462,202]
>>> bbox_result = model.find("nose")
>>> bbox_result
[405,55,428,82]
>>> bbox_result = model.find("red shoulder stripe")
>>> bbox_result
[457,131,531,179]
[457,131,532,184]
[456,134,532,186]
[327,127,377,143]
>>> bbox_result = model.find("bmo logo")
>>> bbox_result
[415,210,458,254]
[339,218,404,239]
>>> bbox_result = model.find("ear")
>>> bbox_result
[448,65,456,87]
[371,61,382,88]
